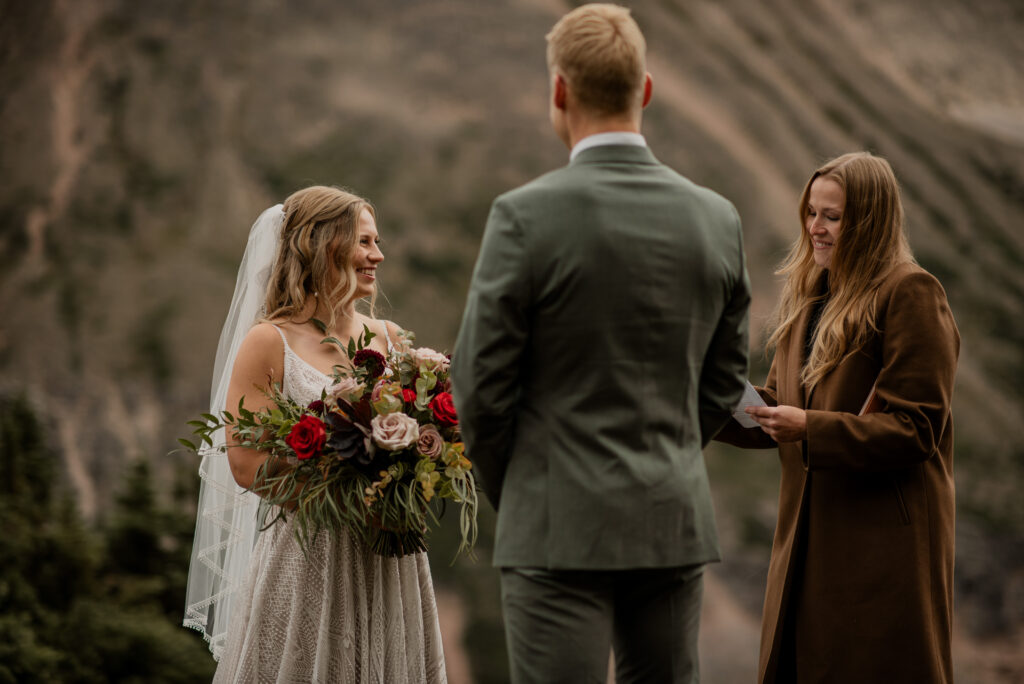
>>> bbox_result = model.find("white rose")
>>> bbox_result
[412,347,450,373]
[371,412,420,451]
[329,377,365,403]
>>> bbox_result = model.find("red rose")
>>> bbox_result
[285,414,327,460]
[401,389,417,404]
[429,392,458,427]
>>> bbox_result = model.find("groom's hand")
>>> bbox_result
[745,405,807,443]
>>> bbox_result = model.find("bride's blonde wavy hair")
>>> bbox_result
[767,152,915,390]
[263,185,377,331]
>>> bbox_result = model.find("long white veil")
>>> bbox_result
[183,204,284,659]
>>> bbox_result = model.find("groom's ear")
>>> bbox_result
[553,73,568,111]
[641,72,653,109]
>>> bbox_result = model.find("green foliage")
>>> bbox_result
[56,602,215,684]
[0,393,215,682]
[106,459,162,575]
[0,393,56,516]
[0,612,63,684]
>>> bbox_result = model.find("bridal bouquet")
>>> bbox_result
[183,326,477,558]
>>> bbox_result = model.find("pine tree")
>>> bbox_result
[0,393,216,682]
[0,393,94,681]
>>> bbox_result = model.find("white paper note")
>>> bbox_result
[733,381,767,428]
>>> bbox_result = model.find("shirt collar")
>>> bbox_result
[569,132,647,161]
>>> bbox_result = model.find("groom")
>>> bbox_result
[451,4,750,682]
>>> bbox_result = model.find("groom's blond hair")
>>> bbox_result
[546,3,646,116]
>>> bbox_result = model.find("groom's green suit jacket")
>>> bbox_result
[452,144,750,569]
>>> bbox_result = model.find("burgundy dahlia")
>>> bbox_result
[352,348,386,379]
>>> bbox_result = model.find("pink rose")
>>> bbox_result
[416,424,444,460]
[328,377,365,403]
[370,412,420,450]
[371,380,403,403]
[411,347,450,373]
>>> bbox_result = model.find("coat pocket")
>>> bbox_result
[893,480,911,526]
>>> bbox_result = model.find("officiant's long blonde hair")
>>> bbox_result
[767,152,915,390]
[263,185,377,331]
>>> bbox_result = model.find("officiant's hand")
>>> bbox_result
[745,405,807,442]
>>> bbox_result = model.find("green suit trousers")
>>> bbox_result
[500,564,705,684]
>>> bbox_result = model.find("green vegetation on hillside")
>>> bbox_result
[0,393,215,683]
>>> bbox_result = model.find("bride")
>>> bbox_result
[184,186,446,682]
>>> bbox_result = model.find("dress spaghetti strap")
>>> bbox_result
[270,323,288,345]
[380,321,395,354]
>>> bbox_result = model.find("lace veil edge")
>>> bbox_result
[183,204,284,660]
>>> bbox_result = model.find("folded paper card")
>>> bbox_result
[733,381,767,428]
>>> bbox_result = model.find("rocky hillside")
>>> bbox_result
[2,0,1022,680]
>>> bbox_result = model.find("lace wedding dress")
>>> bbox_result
[212,326,447,683]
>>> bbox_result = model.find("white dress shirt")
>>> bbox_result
[569,131,647,161]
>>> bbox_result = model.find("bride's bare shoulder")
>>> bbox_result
[236,323,286,364]
[248,321,285,341]
[381,319,404,340]
[228,324,286,401]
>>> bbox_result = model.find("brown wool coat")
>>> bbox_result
[718,262,959,683]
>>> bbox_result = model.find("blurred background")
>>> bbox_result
[1,0,1022,681]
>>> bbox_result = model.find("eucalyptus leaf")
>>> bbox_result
[360,324,377,348]
[322,336,345,349]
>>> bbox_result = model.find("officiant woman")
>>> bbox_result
[716,151,959,683]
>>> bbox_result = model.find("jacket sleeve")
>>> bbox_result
[804,271,960,471]
[450,197,529,509]
[698,207,752,446]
